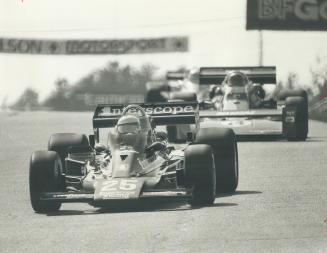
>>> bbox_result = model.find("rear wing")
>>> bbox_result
[166,71,186,81]
[199,66,276,85]
[93,101,198,129]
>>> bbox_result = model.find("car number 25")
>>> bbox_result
[101,179,138,192]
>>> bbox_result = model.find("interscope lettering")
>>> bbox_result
[100,105,195,116]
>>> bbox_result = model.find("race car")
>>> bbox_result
[145,70,197,103]
[145,70,200,142]
[198,66,308,141]
[29,102,238,213]
[165,70,198,95]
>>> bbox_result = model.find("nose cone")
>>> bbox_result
[112,150,142,178]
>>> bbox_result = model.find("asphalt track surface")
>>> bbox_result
[0,111,327,253]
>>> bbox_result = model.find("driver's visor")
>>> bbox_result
[117,123,139,134]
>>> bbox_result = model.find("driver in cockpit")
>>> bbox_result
[116,115,141,136]
[208,71,266,109]
[113,114,147,153]
[113,112,167,159]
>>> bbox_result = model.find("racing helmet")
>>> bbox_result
[116,115,141,135]
[108,114,147,154]
[225,71,249,87]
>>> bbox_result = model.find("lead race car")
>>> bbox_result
[198,66,308,141]
[29,102,238,213]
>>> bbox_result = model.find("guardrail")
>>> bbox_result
[309,97,327,122]
[309,98,327,114]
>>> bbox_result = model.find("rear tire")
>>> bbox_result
[195,128,238,193]
[48,133,89,172]
[185,145,216,205]
[283,96,308,141]
[29,151,63,213]
[278,88,308,102]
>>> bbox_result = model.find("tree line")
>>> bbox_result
[9,61,157,111]
[6,58,327,113]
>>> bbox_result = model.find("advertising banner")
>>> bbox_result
[247,0,327,30]
[0,36,188,55]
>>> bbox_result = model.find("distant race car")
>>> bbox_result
[145,70,200,143]
[29,102,238,213]
[145,70,197,103]
[198,66,308,141]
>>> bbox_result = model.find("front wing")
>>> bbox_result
[40,189,191,204]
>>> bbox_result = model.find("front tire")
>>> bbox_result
[283,96,308,141]
[277,88,308,102]
[29,151,63,213]
[195,128,238,193]
[185,144,216,205]
[48,133,89,172]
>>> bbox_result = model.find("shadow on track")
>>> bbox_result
[237,135,324,142]
[303,137,325,142]
[237,135,284,142]
[45,199,238,216]
[217,190,262,198]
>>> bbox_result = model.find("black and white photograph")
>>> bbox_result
[1,0,327,252]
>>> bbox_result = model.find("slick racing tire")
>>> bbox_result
[278,89,309,140]
[170,92,197,101]
[282,96,308,141]
[29,151,63,213]
[195,128,238,193]
[277,88,308,102]
[184,144,216,206]
[48,133,89,172]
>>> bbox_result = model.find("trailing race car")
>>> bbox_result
[198,66,308,141]
[145,70,198,143]
[145,70,197,103]
[29,102,238,213]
